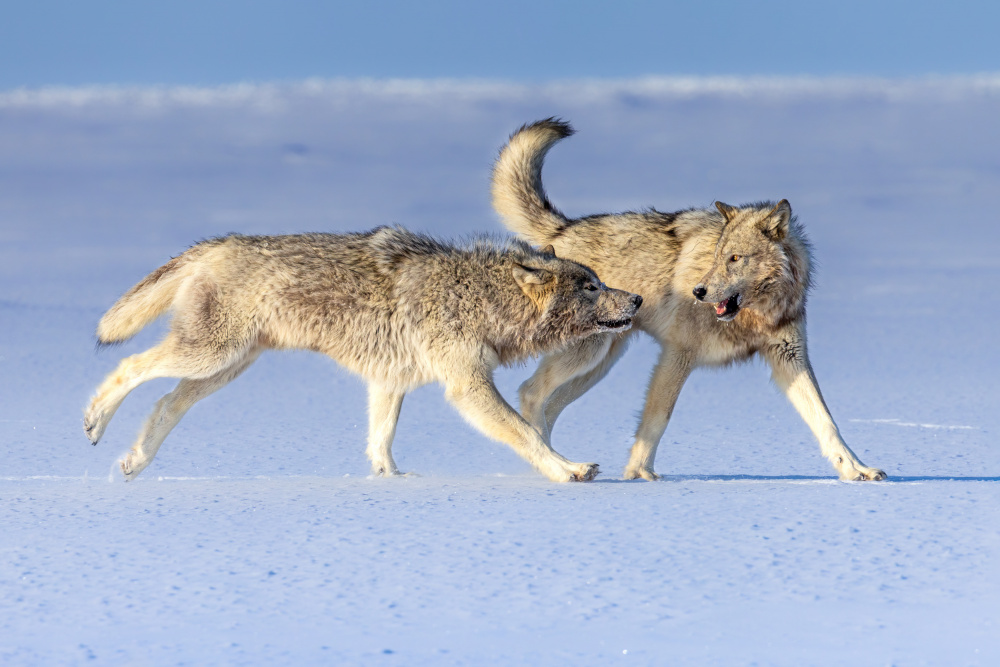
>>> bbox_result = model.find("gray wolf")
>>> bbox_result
[84,226,642,482]
[491,119,885,481]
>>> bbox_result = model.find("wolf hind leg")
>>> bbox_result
[623,346,693,481]
[519,332,631,443]
[120,347,262,480]
[447,369,598,482]
[541,332,632,440]
[84,337,210,444]
[365,384,405,476]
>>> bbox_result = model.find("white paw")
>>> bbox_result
[623,465,660,481]
[83,406,106,444]
[838,459,887,481]
[570,462,600,482]
[370,462,403,477]
[120,451,151,481]
[542,460,600,482]
[842,466,887,482]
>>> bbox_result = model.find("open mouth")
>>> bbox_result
[714,293,742,321]
[597,317,633,331]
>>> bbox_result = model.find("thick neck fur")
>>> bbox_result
[385,231,590,366]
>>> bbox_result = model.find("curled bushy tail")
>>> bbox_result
[491,118,574,246]
[96,255,188,345]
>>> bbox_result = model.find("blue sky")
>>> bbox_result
[2,0,999,88]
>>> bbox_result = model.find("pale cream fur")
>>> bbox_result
[85,228,641,482]
[492,119,885,482]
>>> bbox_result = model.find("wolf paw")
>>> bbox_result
[569,463,600,482]
[623,465,660,481]
[120,456,137,481]
[370,463,404,477]
[847,467,887,482]
[83,409,105,445]
[120,451,150,481]
[838,461,887,482]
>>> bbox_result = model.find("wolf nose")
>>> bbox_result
[692,285,707,300]
[632,294,643,309]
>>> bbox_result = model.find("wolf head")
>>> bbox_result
[693,200,811,324]
[513,244,643,339]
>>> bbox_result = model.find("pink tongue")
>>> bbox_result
[715,299,728,315]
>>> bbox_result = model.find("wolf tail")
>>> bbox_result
[96,254,191,345]
[491,118,574,246]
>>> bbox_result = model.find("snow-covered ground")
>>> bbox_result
[2,78,998,664]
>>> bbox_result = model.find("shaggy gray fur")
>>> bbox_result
[85,226,641,482]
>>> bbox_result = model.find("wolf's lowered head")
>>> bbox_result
[692,199,810,324]
[513,244,642,339]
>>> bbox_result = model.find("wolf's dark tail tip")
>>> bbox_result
[513,117,575,140]
[537,116,575,138]
[94,338,124,353]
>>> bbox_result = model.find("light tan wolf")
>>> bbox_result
[492,119,885,482]
[84,226,641,482]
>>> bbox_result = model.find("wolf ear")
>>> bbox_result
[715,201,738,222]
[540,244,556,257]
[759,199,791,240]
[513,264,554,287]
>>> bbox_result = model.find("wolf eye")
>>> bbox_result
[585,283,599,291]
[729,254,742,262]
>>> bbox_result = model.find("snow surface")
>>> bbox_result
[1,77,999,664]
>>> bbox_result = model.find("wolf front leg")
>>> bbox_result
[623,346,694,481]
[764,330,886,481]
[445,369,599,482]
[366,384,405,476]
